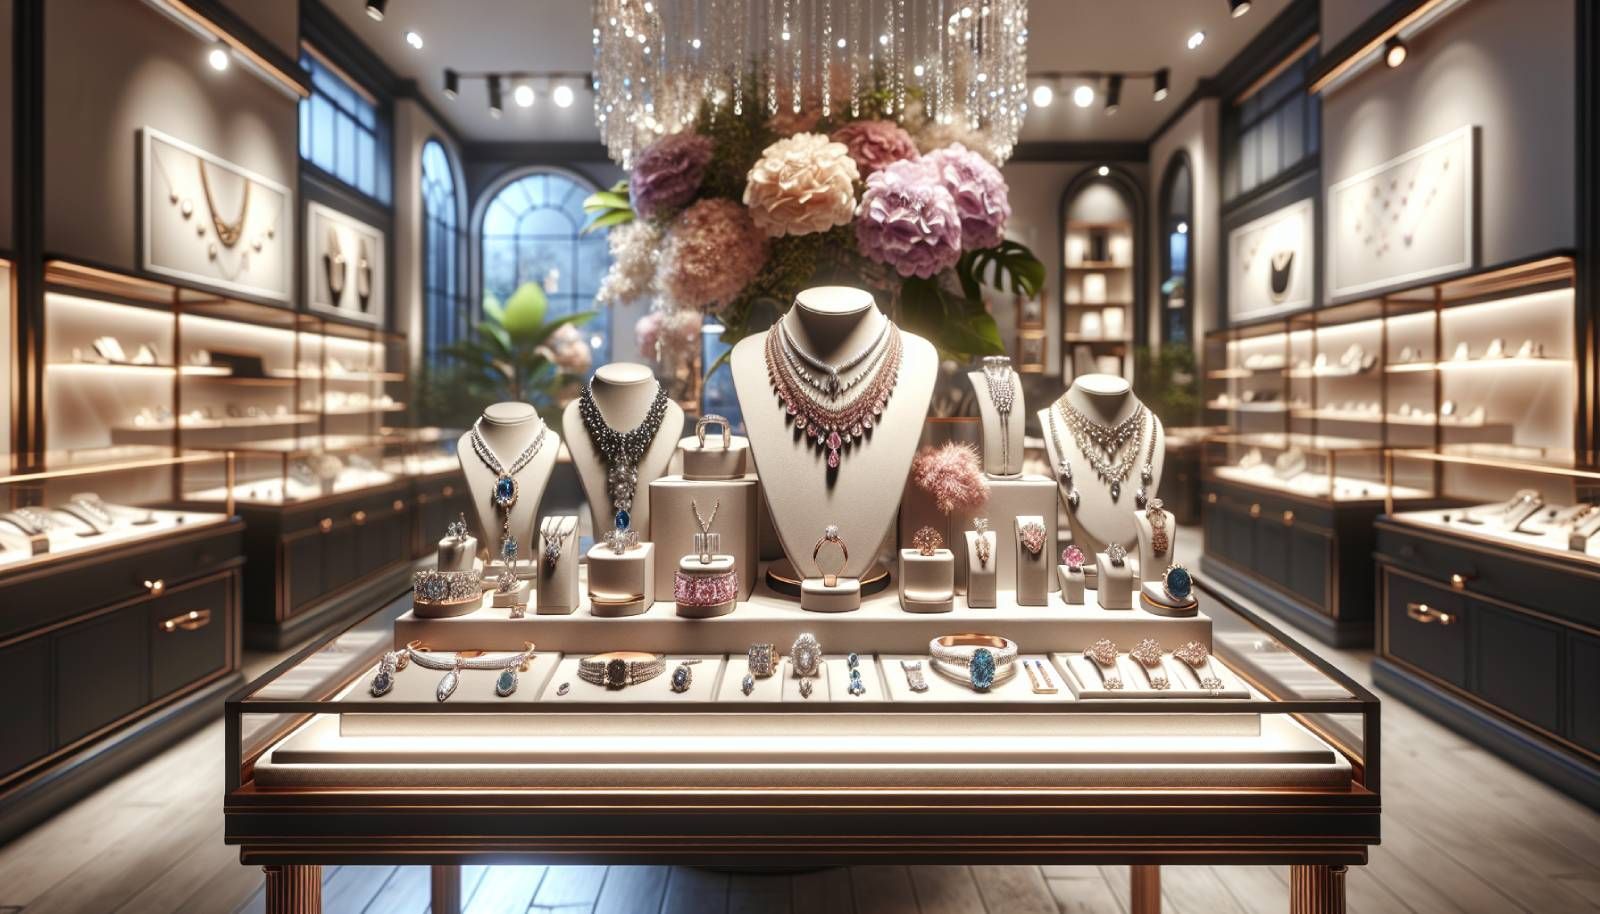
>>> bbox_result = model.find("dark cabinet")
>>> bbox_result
[1382,571,1467,689]
[0,641,51,780]
[1472,601,1563,735]
[148,575,233,701]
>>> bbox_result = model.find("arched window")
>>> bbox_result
[421,140,464,364]
[479,169,612,364]
[1159,153,1195,346]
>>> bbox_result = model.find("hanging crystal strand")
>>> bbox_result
[893,0,907,119]
[765,0,777,115]
[848,0,862,116]
[820,0,832,118]
[731,0,744,115]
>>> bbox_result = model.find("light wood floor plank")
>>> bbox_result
[592,865,669,914]
[1160,865,1248,914]
[659,865,728,914]
[969,864,1057,914]
[322,866,399,914]
[906,866,985,914]
[851,865,919,914]
[792,866,855,914]
[1210,865,1287,914]
[1345,864,1417,914]
[530,865,607,911]
[111,818,256,914]
[1046,874,1125,914]
[464,864,545,914]
[728,871,792,914]
[360,865,431,914]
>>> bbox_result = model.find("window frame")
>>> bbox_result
[421,139,466,367]
[298,45,393,206]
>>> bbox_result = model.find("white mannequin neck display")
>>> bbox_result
[562,362,684,538]
[731,286,937,580]
[456,401,560,566]
[968,360,1025,477]
[1038,373,1165,559]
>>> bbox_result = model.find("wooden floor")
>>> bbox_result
[2,531,1598,913]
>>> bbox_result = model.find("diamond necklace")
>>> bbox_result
[1046,406,1080,511]
[766,319,902,472]
[980,355,1015,471]
[777,315,891,398]
[1056,398,1146,502]
[468,417,548,590]
[578,379,670,546]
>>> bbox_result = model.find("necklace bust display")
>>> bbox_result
[1039,374,1166,559]
[562,362,684,546]
[455,402,561,580]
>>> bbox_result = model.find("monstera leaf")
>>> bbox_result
[957,240,1046,301]
[899,276,1005,359]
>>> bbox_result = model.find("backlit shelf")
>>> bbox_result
[1206,400,1293,413]
[1386,357,1572,373]
[48,362,233,377]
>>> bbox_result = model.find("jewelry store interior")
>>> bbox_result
[1,0,1597,912]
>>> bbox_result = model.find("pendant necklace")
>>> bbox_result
[1055,397,1146,502]
[691,498,720,564]
[1134,416,1159,510]
[468,416,548,591]
[579,379,670,551]
[765,315,902,472]
[980,355,1016,471]
[1046,406,1080,510]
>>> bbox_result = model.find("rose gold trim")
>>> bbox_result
[1234,34,1319,105]
[1308,0,1458,94]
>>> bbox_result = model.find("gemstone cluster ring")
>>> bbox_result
[1130,638,1169,690]
[913,526,944,556]
[1083,638,1123,690]
[1174,640,1225,693]
[1061,544,1085,572]
[1019,520,1046,556]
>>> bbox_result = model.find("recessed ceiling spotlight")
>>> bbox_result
[1104,74,1122,115]
[365,0,387,22]
[1187,31,1206,50]
[1031,83,1054,108]
[1153,67,1170,101]
[443,68,459,100]
[1177,221,1189,234]
[1229,0,1252,17]
[405,31,424,49]
[1097,165,1110,177]
[1384,36,1408,68]
[552,83,575,108]
[207,42,230,72]
[514,83,535,108]
[1072,83,1095,108]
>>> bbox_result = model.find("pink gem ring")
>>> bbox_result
[1019,520,1046,556]
[673,569,738,610]
[1060,544,1086,572]
[912,526,945,556]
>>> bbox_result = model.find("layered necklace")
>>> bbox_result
[1052,397,1155,505]
[980,355,1016,471]
[468,417,548,590]
[578,379,670,548]
[765,314,902,472]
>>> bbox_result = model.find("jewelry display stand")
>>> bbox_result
[1058,564,1086,604]
[1140,582,1199,618]
[800,576,861,612]
[490,577,530,610]
[562,362,683,541]
[1055,652,1249,700]
[730,287,936,583]
[586,542,655,616]
[1096,552,1134,610]
[947,477,1058,595]
[1134,505,1176,583]
[648,474,760,601]
[897,549,955,613]
[1039,374,1165,563]
[535,516,581,615]
[1013,515,1049,607]
[963,530,997,608]
[969,361,1025,477]
[458,402,559,579]
[679,432,750,480]
[675,554,737,618]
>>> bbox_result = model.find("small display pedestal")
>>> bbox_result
[948,474,1058,595]
[801,577,861,613]
[964,531,998,608]
[1013,515,1049,607]
[1057,565,1086,604]
[535,517,580,615]
[1096,552,1133,610]
[675,554,738,619]
[490,578,531,611]
[649,474,760,602]
[898,549,954,613]
[1140,582,1198,618]
[586,541,655,617]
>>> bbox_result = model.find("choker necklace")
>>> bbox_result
[469,417,548,591]
[199,160,250,248]
[579,379,670,549]
[777,316,891,398]
[1055,398,1146,502]
[980,355,1015,471]
[765,317,902,472]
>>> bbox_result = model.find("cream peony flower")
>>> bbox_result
[742,132,859,237]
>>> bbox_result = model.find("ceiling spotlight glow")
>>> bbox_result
[1187,30,1206,50]
[405,31,424,49]
[1097,165,1110,177]
[1229,0,1252,17]
[1385,36,1408,68]
[514,83,535,107]
[1072,83,1095,108]
[1153,67,1170,101]
[552,84,576,108]
[207,43,230,72]
[1177,221,1189,234]
[1031,83,1054,108]
[365,0,387,21]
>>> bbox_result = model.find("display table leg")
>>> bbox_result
[1130,864,1161,914]
[262,865,321,914]
[1290,865,1347,914]
[432,864,463,914]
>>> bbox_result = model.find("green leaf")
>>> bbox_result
[582,208,636,235]
[582,190,632,212]
[898,276,1004,360]
[502,282,549,338]
[960,240,1046,297]
[480,293,505,325]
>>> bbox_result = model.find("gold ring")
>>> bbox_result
[811,524,848,587]
[695,414,732,449]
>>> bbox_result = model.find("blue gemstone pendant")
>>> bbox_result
[969,648,997,691]
[493,474,518,508]
[614,509,631,531]
[501,535,518,563]
[495,667,518,697]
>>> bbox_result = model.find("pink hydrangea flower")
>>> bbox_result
[629,132,714,219]
[659,198,768,310]
[854,159,963,278]
[831,119,920,177]
[922,142,1011,250]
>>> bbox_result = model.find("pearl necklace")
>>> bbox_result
[765,320,902,473]
[468,417,548,591]
[578,380,670,546]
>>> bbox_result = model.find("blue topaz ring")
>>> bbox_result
[1162,564,1195,603]
[695,414,732,449]
[929,633,1018,692]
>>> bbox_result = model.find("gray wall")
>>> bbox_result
[43,0,298,271]
[1321,0,1575,283]
[0,0,13,252]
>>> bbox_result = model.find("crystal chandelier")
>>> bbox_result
[593,0,1029,168]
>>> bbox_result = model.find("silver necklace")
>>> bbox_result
[541,516,576,571]
[1046,406,1080,510]
[692,498,720,563]
[468,418,548,589]
[579,380,670,549]
[1054,399,1147,502]
[980,355,1015,470]
[778,315,890,398]
[1134,418,1159,510]
[406,642,535,701]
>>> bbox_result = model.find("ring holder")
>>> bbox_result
[535,515,580,615]
[1013,515,1049,607]
[800,577,861,612]
[963,529,998,608]
[898,547,954,613]
[1057,564,1087,605]
[680,415,750,481]
[1095,548,1134,610]
[586,540,655,617]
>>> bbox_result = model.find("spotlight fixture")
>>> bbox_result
[1384,36,1408,68]
[1187,30,1206,50]
[364,0,387,22]
[513,82,535,108]
[1177,221,1189,234]
[443,68,459,100]
[1072,83,1095,108]
[1229,0,1252,17]
[488,75,504,118]
[1097,165,1110,177]
[552,83,575,108]
[1031,83,1054,108]
[1104,74,1123,115]
[207,41,230,72]
[1153,67,1170,101]
[405,30,424,50]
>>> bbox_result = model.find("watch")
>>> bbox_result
[577,652,666,689]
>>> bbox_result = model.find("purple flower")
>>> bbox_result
[922,142,1011,250]
[629,132,714,219]
[854,159,964,279]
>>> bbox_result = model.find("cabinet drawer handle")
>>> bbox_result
[1282,510,1295,526]
[319,517,334,533]
[351,510,368,526]
[143,578,166,596]
[442,485,455,497]
[392,499,406,512]
[1249,503,1261,519]
[1449,572,1473,590]
[1406,602,1456,625]
[1207,493,1218,505]
[160,608,211,633]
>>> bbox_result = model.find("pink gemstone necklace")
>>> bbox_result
[765,318,902,472]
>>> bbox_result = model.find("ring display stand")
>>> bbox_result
[1013,515,1049,606]
[800,576,862,612]
[1058,564,1087,604]
[1095,551,1134,610]
[963,530,998,608]
[586,541,655,617]
[897,548,954,613]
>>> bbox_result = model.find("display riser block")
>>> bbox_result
[1375,657,1600,810]
[1200,555,1372,649]
[903,475,1056,595]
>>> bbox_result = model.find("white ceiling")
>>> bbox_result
[329,0,1292,149]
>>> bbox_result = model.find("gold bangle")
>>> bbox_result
[811,524,848,587]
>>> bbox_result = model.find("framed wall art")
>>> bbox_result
[1326,124,1476,300]
[1228,196,1313,322]
[1014,289,1045,329]
[1016,330,1046,373]
[139,127,292,303]
[306,201,387,327]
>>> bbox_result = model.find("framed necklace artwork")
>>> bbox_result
[306,201,386,327]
